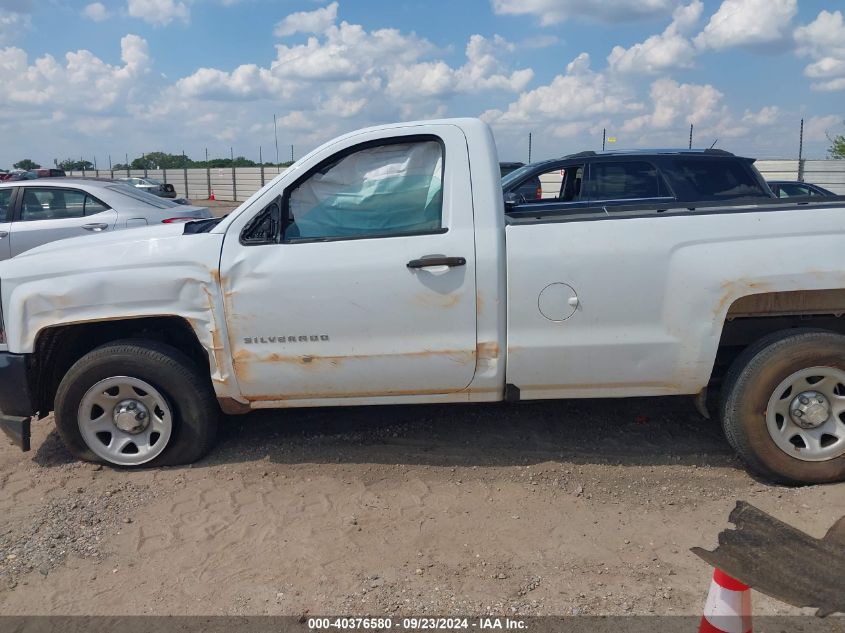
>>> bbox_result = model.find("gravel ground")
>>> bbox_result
[0,396,843,616]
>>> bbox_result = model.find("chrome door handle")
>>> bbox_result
[0,231,8,239]
[82,223,108,232]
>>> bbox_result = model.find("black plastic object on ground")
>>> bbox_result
[692,501,845,617]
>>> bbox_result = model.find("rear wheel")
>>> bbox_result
[55,340,218,467]
[721,329,845,484]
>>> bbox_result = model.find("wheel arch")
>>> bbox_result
[709,289,845,387]
[30,316,211,418]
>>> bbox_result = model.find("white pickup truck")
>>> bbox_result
[1,118,845,485]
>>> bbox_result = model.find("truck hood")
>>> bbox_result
[12,223,187,260]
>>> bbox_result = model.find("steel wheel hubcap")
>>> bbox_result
[78,376,173,466]
[766,367,845,462]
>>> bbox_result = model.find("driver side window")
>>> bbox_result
[284,139,444,242]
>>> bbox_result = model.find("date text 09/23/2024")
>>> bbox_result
[307,617,527,630]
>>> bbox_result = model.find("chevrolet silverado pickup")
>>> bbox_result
[1,118,845,485]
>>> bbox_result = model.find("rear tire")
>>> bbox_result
[54,340,218,467]
[720,329,845,484]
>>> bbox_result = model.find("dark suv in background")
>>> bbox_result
[501,149,774,216]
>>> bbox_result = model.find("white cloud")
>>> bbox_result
[621,78,724,133]
[482,53,642,130]
[694,0,797,50]
[608,1,702,74]
[127,0,189,27]
[274,2,338,37]
[178,18,530,106]
[803,115,844,142]
[387,35,533,99]
[742,106,779,126]
[83,3,110,22]
[0,34,150,112]
[794,10,845,92]
[0,8,31,46]
[491,0,677,25]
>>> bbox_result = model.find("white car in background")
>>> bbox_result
[0,179,211,259]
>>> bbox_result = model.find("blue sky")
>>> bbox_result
[0,0,843,168]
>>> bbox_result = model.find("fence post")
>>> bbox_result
[183,151,188,199]
[205,148,211,199]
[231,147,237,202]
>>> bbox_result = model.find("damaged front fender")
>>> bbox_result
[0,225,244,405]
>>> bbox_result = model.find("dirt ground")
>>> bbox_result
[0,396,843,616]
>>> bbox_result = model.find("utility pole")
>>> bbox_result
[798,118,805,182]
[602,128,606,151]
[528,133,532,163]
[273,114,280,167]
[291,144,294,163]
[689,123,694,150]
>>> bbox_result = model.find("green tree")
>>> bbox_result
[829,134,845,159]
[57,159,94,171]
[13,159,40,170]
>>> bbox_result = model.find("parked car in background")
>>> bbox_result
[3,168,65,181]
[768,180,837,198]
[118,177,177,199]
[0,179,211,260]
[31,168,66,178]
[5,171,36,181]
[501,149,774,215]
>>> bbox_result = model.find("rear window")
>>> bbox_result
[667,159,767,200]
[589,161,669,200]
[105,184,178,209]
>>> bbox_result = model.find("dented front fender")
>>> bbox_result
[0,225,243,404]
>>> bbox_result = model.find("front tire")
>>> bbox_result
[55,340,218,467]
[721,329,845,484]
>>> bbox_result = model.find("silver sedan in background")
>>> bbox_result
[117,176,178,198]
[0,179,211,260]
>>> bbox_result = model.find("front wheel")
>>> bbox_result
[55,340,219,467]
[721,329,845,484]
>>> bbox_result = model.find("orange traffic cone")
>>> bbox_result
[699,568,752,633]
[209,189,216,201]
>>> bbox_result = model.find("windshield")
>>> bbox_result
[105,184,179,208]
[501,163,540,189]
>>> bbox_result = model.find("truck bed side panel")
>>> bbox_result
[505,206,845,399]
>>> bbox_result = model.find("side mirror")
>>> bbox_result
[504,191,519,209]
